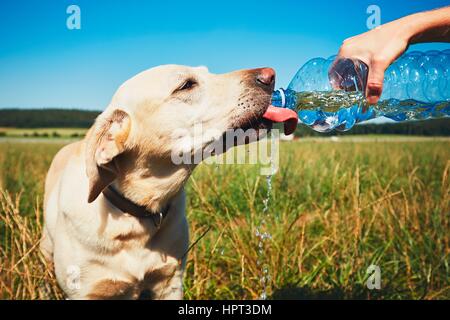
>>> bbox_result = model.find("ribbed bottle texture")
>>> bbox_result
[271,50,450,132]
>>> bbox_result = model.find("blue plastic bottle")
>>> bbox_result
[271,50,450,132]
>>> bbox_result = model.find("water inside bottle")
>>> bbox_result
[290,90,449,132]
[295,90,367,112]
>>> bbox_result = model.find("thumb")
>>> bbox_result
[366,59,387,104]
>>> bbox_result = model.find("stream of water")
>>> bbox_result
[255,133,275,300]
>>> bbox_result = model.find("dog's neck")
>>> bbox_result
[111,154,193,213]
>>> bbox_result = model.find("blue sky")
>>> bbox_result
[0,0,449,110]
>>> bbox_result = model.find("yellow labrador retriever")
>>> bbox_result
[40,65,285,300]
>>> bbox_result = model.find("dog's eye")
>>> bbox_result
[177,79,197,92]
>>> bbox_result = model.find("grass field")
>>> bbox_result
[0,127,87,138]
[0,137,449,299]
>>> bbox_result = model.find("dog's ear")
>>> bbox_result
[85,109,131,203]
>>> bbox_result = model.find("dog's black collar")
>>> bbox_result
[102,185,170,229]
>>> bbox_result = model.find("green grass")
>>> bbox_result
[0,138,449,299]
[0,127,87,138]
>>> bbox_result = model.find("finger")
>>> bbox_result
[329,57,363,92]
[366,59,387,104]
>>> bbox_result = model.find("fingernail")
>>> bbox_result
[366,95,378,105]
[367,86,382,99]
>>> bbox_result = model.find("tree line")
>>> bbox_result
[0,108,100,128]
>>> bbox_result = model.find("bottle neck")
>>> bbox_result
[271,89,286,108]
[271,88,297,109]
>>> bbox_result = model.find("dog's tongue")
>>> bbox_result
[263,106,298,135]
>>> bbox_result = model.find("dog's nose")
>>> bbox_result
[256,68,275,87]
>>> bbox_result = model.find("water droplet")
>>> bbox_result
[255,132,275,300]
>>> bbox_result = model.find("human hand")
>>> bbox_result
[329,7,450,105]
[330,21,410,104]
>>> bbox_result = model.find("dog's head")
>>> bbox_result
[85,65,276,204]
